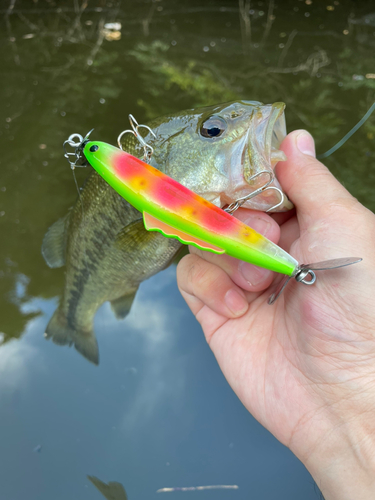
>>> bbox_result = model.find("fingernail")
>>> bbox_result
[239,261,270,286]
[224,289,248,315]
[296,130,316,157]
[243,216,271,237]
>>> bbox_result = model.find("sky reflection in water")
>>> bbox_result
[0,267,314,499]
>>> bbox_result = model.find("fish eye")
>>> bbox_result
[90,145,99,152]
[200,116,227,139]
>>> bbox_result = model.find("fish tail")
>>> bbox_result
[44,308,99,365]
[73,332,99,366]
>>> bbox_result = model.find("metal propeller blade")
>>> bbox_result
[299,257,362,271]
[268,276,291,305]
[268,257,363,305]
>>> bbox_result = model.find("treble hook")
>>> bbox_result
[117,114,156,162]
[62,129,94,223]
[63,129,94,170]
[224,171,285,215]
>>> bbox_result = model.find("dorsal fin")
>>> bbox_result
[143,212,225,254]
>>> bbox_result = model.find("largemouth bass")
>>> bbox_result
[43,101,291,365]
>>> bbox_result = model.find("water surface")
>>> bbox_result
[1,1,374,499]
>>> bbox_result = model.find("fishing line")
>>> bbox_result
[72,167,89,265]
[72,168,85,222]
[63,131,92,264]
[317,102,375,159]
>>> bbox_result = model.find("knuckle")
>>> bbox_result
[177,254,213,291]
[193,261,213,290]
[176,254,197,287]
[326,197,365,223]
[177,254,229,297]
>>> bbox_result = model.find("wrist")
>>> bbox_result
[300,417,375,500]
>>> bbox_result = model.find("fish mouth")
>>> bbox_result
[267,103,288,165]
[245,102,287,182]
[224,102,293,212]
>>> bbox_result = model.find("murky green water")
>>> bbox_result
[0,1,374,499]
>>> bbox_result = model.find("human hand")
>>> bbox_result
[177,130,375,499]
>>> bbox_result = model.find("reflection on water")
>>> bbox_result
[1,1,374,499]
[88,475,128,500]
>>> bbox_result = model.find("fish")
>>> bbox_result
[42,100,292,365]
[84,142,298,276]
[87,476,128,500]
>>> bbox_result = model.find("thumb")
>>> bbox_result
[276,130,355,229]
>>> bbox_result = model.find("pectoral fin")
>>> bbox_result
[114,218,157,251]
[143,212,225,254]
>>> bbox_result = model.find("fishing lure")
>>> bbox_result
[80,139,361,304]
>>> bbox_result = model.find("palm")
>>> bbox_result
[197,216,373,459]
[206,296,324,455]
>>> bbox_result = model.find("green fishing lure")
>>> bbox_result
[83,140,361,303]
